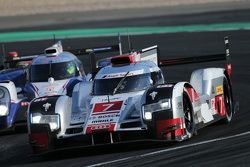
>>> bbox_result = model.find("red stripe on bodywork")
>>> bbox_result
[156,118,184,140]
[29,133,49,150]
[186,87,200,102]
[194,90,200,101]
[215,95,225,116]
[186,87,193,102]
[227,64,232,77]
[93,101,123,113]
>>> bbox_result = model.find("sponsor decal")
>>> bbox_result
[211,98,217,115]
[86,101,123,133]
[43,102,51,111]
[101,70,143,79]
[102,73,133,79]
[101,97,120,102]
[86,123,116,133]
[91,124,111,130]
[216,85,223,95]
[157,84,173,88]
[34,97,48,102]
[149,91,158,100]
[90,113,120,124]
[93,101,123,113]
[211,98,215,109]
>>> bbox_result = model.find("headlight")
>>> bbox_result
[142,99,171,120]
[31,113,60,132]
[0,89,5,99]
[0,104,9,116]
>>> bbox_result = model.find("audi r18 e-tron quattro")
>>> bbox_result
[27,37,236,154]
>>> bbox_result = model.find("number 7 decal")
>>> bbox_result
[93,101,123,113]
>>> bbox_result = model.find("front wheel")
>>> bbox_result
[183,91,195,138]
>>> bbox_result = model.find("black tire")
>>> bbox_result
[183,91,195,138]
[222,77,233,123]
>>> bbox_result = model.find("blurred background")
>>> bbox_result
[0,0,250,30]
[0,0,247,16]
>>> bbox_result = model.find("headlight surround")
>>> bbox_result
[142,99,171,121]
[0,89,5,99]
[0,104,9,116]
[31,113,60,132]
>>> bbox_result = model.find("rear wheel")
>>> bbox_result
[222,77,233,123]
[183,91,195,138]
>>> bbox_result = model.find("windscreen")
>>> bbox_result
[93,73,152,95]
[30,61,77,82]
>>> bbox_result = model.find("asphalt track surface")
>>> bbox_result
[1,9,250,167]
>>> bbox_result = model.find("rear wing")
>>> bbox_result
[159,36,231,76]
[3,43,120,69]
[139,45,159,66]
[94,45,159,69]
[4,53,38,68]
[67,45,120,56]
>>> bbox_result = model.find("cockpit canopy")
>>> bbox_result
[93,70,163,95]
[30,61,79,82]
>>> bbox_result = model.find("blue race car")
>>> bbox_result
[0,56,31,131]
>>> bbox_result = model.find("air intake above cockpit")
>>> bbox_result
[44,41,63,57]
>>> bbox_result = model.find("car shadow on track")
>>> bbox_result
[29,141,177,164]
[0,126,27,136]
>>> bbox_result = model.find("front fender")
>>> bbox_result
[141,82,200,140]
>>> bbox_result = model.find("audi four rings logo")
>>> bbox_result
[91,124,111,130]
[43,102,51,111]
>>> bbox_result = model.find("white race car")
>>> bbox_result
[27,37,237,154]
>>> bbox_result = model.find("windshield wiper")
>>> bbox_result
[112,71,130,95]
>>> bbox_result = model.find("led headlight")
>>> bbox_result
[0,104,9,116]
[144,111,152,120]
[142,99,171,120]
[31,113,60,132]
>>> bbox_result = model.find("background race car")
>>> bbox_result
[0,41,118,132]
[27,37,238,154]
[0,52,34,132]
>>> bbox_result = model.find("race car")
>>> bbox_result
[24,41,87,99]
[27,37,236,154]
[0,52,34,132]
[0,41,119,132]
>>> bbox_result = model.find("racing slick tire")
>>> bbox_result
[183,90,196,138]
[221,76,233,123]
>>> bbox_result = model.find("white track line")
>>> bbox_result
[87,131,250,167]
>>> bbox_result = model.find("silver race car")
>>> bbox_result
[27,37,237,154]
